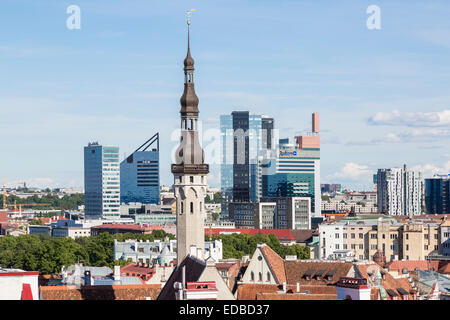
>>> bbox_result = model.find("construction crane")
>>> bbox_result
[11,201,51,216]
[2,181,25,209]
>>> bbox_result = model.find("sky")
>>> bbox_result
[0,0,450,190]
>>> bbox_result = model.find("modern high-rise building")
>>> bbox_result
[84,142,121,219]
[261,113,321,217]
[376,165,423,216]
[120,133,160,205]
[220,112,274,220]
[425,175,450,214]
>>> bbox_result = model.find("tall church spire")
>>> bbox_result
[172,13,209,266]
[180,19,199,118]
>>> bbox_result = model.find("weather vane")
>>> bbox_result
[186,8,196,25]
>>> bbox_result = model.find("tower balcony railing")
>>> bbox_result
[171,163,209,174]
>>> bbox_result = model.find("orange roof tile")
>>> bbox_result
[40,284,161,300]
[284,261,352,285]
[237,283,337,300]
[260,245,286,284]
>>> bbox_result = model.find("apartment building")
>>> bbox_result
[319,215,443,262]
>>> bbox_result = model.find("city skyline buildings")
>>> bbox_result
[2,1,450,191]
[120,133,160,205]
[84,142,121,219]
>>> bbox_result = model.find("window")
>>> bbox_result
[335,233,339,239]
[359,244,363,249]
[406,234,409,240]
[258,272,262,282]
[267,272,270,282]
[382,234,385,239]
[351,244,356,249]
[434,245,439,250]
[343,244,347,249]
[251,272,254,281]
[181,202,183,214]
[359,233,363,239]
[406,245,409,251]
[371,234,377,239]
[190,202,193,214]
[434,234,438,239]
[335,244,340,249]
[343,233,347,239]
[190,176,194,183]
[351,233,355,239]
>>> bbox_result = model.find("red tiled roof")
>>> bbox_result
[237,283,337,300]
[284,261,352,285]
[260,245,286,284]
[91,224,162,231]
[356,264,415,300]
[387,260,431,273]
[256,293,337,300]
[205,228,296,242]
[40,284,161,300]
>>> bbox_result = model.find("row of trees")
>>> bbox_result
[210,233,310,260]
[0,231,174,274]
[0,231,310,275]
[4,193,84,211]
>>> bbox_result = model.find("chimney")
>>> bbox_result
[296,282,300,293]
[83,270,92,286]
[312,113,319,133]
[114,265,121,282]
[282,281,287,293]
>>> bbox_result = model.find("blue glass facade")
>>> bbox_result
[84,143,121,219]
[120,150,160,204]
[220,112,272,220]
[262,142,321,217]
[425,177,450,214]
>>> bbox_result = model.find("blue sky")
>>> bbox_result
[1,0,449,190]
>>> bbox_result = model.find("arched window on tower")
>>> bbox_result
[250,272,254,281]
[267,272,270,282]
[190,202,194,214]
[180,202,183,214]
[258,272,262,282]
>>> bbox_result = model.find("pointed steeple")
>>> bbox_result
[180,19,199,117]
[184,22,194,71]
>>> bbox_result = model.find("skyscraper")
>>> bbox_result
[262,113,321,217]
[171,20,209,265]
[220,112,274,220]
[120,133,160,205]
[425,175,450,214]
[377,165,423,216]
[84,142,120,219]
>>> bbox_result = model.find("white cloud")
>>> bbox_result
[331,162,372,180]
[368,109,450,127]
[410,161,450,178]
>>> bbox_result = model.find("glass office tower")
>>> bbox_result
[220,112,273,220]
[425,176,450,214]
[84,142,120,219]
[262,138,321,217]
[120,133,160,205]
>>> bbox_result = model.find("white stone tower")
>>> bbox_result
[171,18,209,266]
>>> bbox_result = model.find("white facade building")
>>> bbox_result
[319,223,344,260]
[0,268,39,300]
[377,167,423,216]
